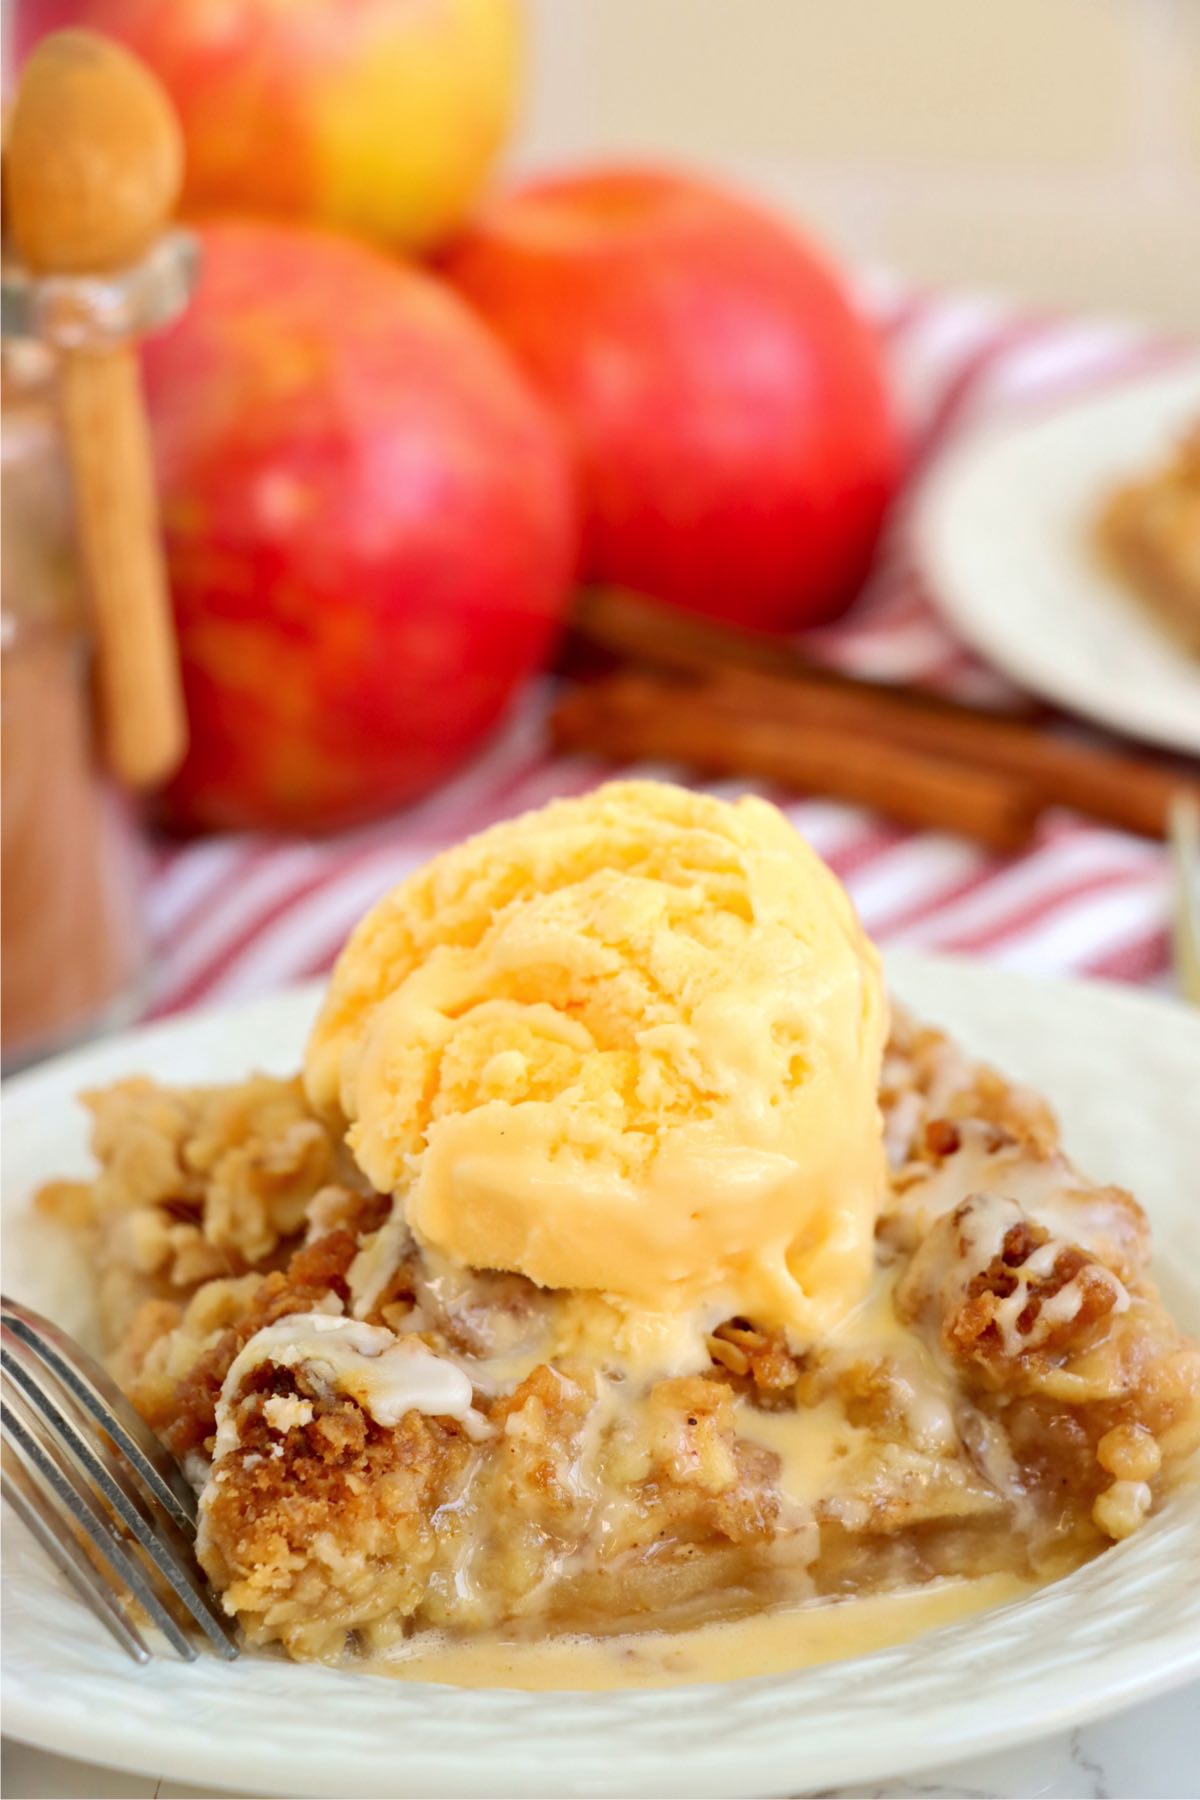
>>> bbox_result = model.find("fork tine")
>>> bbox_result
[1,1298,197,1532]
[2,1441,152,1666]
[1,1337,239,1659]
[1,1383,199,1661]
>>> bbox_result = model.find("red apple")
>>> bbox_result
[17,0,522,251]
[444,166,900,633]
[140,221,576,834]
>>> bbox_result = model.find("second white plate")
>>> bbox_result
[915,363,1200,754]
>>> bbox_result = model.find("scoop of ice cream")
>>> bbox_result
[305,781,887,1340]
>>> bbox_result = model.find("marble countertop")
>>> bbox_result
[4,1679,1197,1798]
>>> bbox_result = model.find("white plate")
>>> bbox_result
[3,954,1199,1799]
[914,365,1200,754]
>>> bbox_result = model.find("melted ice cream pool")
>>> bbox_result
[369,1574,1031,1690]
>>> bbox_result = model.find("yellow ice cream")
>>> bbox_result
[305,781,887,1341]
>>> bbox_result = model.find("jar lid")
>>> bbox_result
[1,228,199,350]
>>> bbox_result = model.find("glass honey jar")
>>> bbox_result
[1,236,196,1070]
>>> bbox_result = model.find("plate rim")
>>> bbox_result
[3,1630,1198,1800]
[911,361,1200,756]
[3,953,1199,1799]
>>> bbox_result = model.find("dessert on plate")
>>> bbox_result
[39,783,1200,1669]
[1097,423,1200,653]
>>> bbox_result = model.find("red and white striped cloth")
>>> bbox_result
[143,281,1193,1020]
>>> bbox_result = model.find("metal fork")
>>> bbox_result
[1,1295,238,1664]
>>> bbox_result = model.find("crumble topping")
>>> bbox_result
[41,1013,1200,1662]
[896,1192,1130,1374]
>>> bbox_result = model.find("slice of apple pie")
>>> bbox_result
[39,1007,1198,1663]
[1098,423,1200,653]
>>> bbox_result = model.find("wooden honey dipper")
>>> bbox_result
[6,29,187,788]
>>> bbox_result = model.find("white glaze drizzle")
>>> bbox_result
[213,1310,490,1460]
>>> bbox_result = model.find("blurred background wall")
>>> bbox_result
[519,0,1199,331]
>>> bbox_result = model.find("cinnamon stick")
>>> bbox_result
[570,587,1042,721]
[711,666,1195,840]
[571,589,1196,840]
[552,674,1039,853]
